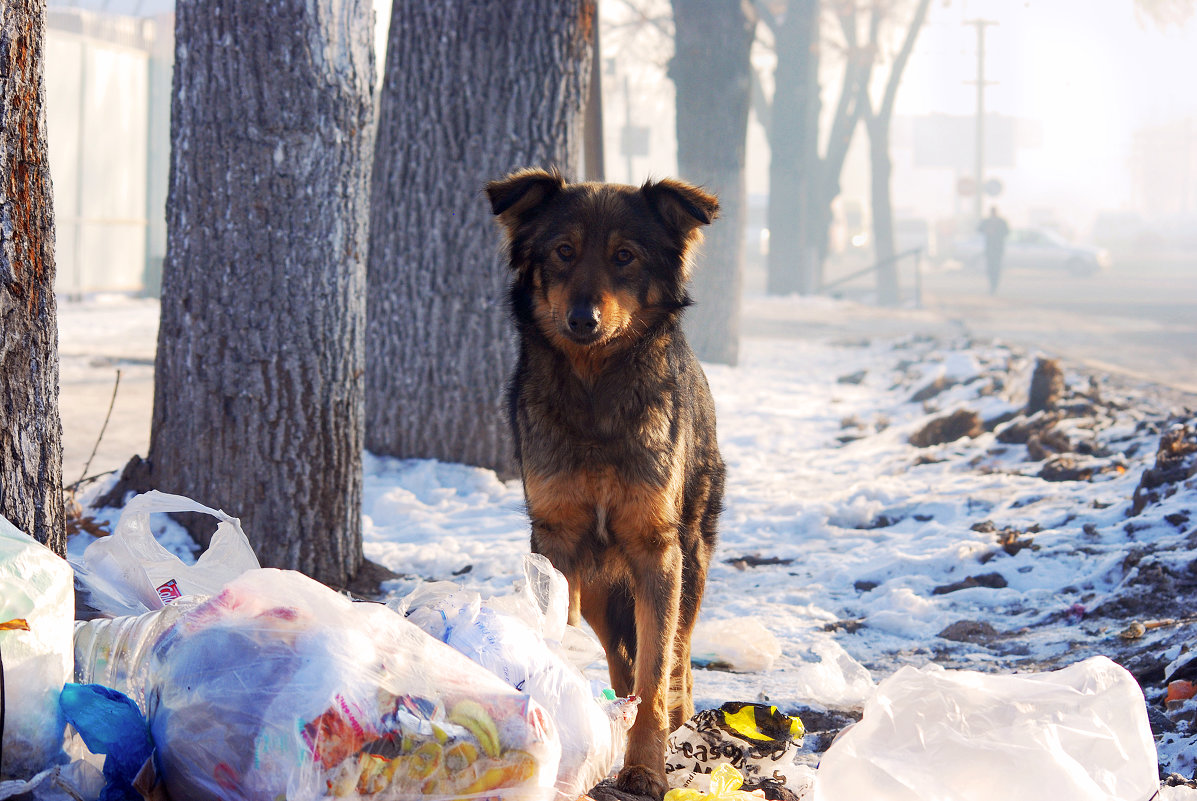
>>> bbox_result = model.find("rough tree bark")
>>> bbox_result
[142,0,373,587]
[366,0,595,476]
[0,0,64,554]
[670,0,755,366]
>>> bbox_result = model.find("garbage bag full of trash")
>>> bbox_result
[812,656,1158,801]
[91,568,561,801]
[396,555,635,799]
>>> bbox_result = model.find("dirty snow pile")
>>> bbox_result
[67,297,1197,786]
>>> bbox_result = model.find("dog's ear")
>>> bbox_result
[641,178,720,241]
[486,168,566,232]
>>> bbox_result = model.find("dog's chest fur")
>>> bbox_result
[515,332,684,488]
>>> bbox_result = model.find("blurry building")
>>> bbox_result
[1130,118,1196,220]
[44,0,389,298]
[45,4,172,297]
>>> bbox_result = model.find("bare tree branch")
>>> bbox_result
[822,3,871,189]
[754,0,780,34]
[613,0,673,37]
[1135,0,1196,28]
[876,0,932,125]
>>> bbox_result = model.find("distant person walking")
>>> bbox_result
[978,206,1010,294]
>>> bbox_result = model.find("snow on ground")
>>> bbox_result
[63,295,1197,786]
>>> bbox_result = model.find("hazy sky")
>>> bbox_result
[898,0,1197,225]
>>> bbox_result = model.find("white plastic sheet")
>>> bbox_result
[813,656,1159,801]
[690,617,782,673]
[0,515,74,778]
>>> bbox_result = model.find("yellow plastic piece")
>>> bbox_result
[664,764,763,801]
[722,705,805,743]
[448,699,502,758]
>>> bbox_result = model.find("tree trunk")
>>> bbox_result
[868,116,899,305]
[0,0,64,554]
[670,0,754,366]
[862,0,932,307]
[366,0,595,476]
[146,0,373,587]
[584,16,605,182]
[765,0,820,296]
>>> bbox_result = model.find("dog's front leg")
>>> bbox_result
[524,471,593,627]
[617,541,682,799]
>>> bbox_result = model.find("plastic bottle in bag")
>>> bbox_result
[72,600,197,707]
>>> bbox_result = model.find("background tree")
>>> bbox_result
[366,1,596,475]
[0,0,64,554]
[670,0,755,366]
[1135,0,1196,25]
[857,0,933,305]
[759,0,820,296]
[758,0,876,296]
[131,0,374,588]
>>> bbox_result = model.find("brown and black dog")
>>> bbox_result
[486,168,725,798]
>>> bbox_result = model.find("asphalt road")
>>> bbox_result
[741,254,1196,397]
[918,258,1197,395]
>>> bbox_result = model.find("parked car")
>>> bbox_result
[951,227,1111,276]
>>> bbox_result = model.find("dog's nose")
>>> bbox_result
[567,303,600,335]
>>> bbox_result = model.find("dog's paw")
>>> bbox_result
[615,763,668,800]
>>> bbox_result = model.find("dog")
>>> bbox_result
[486,168,725,799]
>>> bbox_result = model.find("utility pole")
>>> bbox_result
[964,18,997,222]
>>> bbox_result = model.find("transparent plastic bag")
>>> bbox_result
[396,555,635,799]
[142,568,560,801]
[72,491,259,617]
[0,515,74,778]
[690,618,781,673]
[812,656,1158,801]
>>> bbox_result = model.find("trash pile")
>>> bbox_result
[3,489,1195,801]
[2,492,628,801]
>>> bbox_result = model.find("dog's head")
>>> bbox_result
[486,168,718,352]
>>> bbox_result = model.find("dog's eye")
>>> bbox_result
[613,249,634,266]
[555,244,575,261]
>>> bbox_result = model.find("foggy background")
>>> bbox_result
[43,0,1197,389]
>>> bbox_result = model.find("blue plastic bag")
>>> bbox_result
[60,683,153,801]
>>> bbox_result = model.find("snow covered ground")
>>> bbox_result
[60,293,1197,790]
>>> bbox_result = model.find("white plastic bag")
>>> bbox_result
[72,490,259,616]
[812,656,1159,801]
[0,515,74,779]
[690,617,782,673]
[396,555,635,799]
[139,568,560,801]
